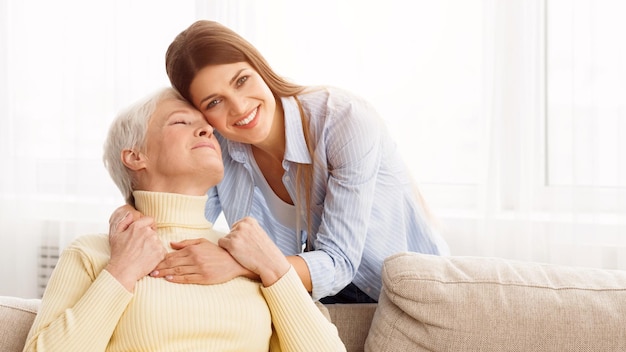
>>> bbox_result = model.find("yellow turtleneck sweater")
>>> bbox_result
[23,191,345,352]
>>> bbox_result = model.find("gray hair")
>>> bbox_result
[103,87,184,205]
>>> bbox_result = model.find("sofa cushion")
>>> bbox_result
[365,252,626,352]
[0,296,40,352]
[326,303,377,352]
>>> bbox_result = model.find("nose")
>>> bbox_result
[229,94,248,116]
[197,123,214,137]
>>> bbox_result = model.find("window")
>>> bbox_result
[543,0,626,214]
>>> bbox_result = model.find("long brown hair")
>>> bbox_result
[166,20,317,247]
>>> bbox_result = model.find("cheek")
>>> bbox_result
[203,112,226,129]
[258,83,276,111]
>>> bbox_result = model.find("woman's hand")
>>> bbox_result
[150,238,255,284]
[106,212,166,292]
[219,217,291,287]
[109,204,142,234]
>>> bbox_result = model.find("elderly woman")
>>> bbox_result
[22,87,345,352]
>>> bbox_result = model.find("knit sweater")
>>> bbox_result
[23,191,345,352]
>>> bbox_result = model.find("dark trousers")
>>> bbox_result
[319,283,378,304]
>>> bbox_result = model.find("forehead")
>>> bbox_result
[193,62,253,84]
[150,97,193,122]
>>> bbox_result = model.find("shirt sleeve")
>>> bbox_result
[263,267,346,352]
[22,247,133,352]
[299,94,384,300]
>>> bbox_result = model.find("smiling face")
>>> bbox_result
[129,96,224,196]
[188,62,279,146]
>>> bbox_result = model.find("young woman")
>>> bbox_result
[111,20,449,303]
[24,88,345,351]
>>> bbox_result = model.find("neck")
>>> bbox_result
[133,190,210,228]
[135,177,212,197]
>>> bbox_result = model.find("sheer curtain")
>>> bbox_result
[0,0,199,297]
[1,0,624,298]
[468,0,626,268]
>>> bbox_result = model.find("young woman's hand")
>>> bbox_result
[150,238,255,284]
[106,213,166,292]
[219,217,291,287]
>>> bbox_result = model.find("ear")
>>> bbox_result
[121,149,147,171]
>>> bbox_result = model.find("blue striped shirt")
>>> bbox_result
[205,86,449,301]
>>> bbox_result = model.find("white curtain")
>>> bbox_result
[1,0,624,298]
[464,0,626,268]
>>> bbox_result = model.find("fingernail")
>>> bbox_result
[121,211,130,220]
[150,271,158,277]
[166,275,173,281]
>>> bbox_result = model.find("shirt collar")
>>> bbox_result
[282,96,312,165]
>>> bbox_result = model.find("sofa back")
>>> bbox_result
[365,252,626,351]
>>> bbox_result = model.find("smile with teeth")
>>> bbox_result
[235,108,257,126]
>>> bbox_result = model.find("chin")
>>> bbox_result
[207,170,224,187]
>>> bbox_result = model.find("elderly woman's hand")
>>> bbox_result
[109,204,142,235]
[106,212,166,292]
[218,217,291,287]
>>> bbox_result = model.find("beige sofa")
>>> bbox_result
[0,289,377,352]
[4,252,626,351]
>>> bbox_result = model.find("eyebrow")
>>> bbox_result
[199,68,247,106]
[167,109,189,118]
[163,109,191,122]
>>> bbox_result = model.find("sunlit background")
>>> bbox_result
[1,0,625,298]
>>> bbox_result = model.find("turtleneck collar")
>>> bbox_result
[133,191,212,230]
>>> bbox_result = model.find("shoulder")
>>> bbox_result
[298,86,378,117]
[55,234,112,279]
[297,87,385,147]
[63,233,110,258]
[297,86,381,128]
[298,85,365,106]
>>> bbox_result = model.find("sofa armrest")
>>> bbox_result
[0,296,40,352]
[325,303,377,352]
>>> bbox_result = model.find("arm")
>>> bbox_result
[217,217,345,351]
[23,244,133,352]
[24,216,166,352]
[286,255,312,292]
[300,96,384,300]
[264,268,346,352]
